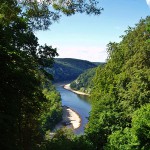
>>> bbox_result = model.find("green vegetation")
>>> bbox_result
[42,128,94,150]
[85,16,150,149]
[70,63,105,94]
[46,58,97,82]
[70,67,97,94]
[0,1,63,149]
[92,62,105,66]
[43,17,150,150]
[0,0,102,149]
[1,0,150,149]
[40,82,62,133]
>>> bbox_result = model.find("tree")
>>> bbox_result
[106,104,150,150]
[0,1,59,149]
[0,0,102,149]
[85,16,150,149]
[20,0,103,30]
[44,128,94,150]
[132,104,150,149]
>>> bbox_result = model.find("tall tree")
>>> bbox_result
[85,16,150,149]
[0,0,102,149]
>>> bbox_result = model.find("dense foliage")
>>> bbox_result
[85,16,150,149]
[0,1,60,149]
[1,0,150,149]
[0,0,102,149]
[70,67,97,94]
[43,128,94,150]
[70,63,105,94]
[45,16,150,150]
[46,58,97,82]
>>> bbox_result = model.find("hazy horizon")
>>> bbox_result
[54,57,106,63]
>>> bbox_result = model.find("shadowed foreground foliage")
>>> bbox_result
[0,0,102,149]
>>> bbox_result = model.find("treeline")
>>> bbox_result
[45,17,150,150]
[70,67,97,94]
[70,63,105,94]
[85,16,150,149]
[45,58,97,82]
[1,0,150,149]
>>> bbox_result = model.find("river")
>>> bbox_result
[55,84,91,134]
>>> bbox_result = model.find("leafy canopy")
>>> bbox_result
[85,16,150,149]
[0,0,102,149]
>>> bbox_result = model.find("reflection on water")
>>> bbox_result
[77,94,91,103]
[55,84,91,134]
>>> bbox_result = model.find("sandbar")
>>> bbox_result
[54,106,81,130]
[64,84,90,96]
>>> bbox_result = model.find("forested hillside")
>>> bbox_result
[70,67,96,94]
[45,58,98,82]
[45,16,150,150]
[1,0,150,149]
[85,16,150,149]
[70,63,105,94]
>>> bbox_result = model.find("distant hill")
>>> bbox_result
[45,58,99,82]
[92,62,105,66]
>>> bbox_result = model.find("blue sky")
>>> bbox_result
[35,0,150,62]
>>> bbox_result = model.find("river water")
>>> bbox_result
[55,84,91,134]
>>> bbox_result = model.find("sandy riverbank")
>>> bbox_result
[54,106,81,130]
[64,84,90,96]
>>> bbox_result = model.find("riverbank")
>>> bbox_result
[54,106,81,130]
[64,84,90,96]
[55,84,91,134]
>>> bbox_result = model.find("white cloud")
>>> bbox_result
[146,0,150,7]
